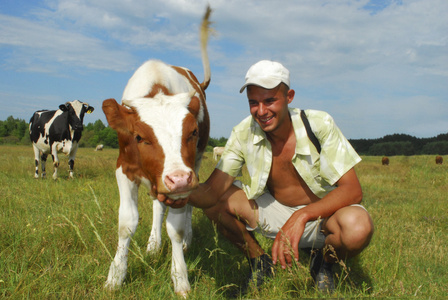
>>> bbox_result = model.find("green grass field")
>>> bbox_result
[0,145,447,299]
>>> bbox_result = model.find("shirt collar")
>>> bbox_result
[250,118,267,145]
[249,108,318,159]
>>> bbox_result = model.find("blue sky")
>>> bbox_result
[0,0,447,139]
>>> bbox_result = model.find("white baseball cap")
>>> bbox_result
[239,60,290,93]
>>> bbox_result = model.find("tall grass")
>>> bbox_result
[0,145,447,298]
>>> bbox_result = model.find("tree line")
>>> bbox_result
[349,133,448,156]
[1,116,447,155]
[0,116,228,152]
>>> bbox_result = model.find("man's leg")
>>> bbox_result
[311,205,374,292]
[203,184,274,292]
[322,205,374,262]
[203,184,262,258]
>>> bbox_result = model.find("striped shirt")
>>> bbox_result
[216,108,361,200]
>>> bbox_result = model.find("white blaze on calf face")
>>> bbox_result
[126,93,199,198]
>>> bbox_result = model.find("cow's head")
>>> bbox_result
[102,91,202,201]
[60,100,94,131]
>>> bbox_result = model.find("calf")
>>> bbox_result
[382,156,389,166]
[435,155,443,164]
[103,7,212,297]
[29,100,94,179]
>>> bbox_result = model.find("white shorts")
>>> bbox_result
[234,181,366,249]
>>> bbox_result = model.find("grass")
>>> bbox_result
[0,145,447,299]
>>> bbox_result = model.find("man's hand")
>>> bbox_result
[271,212,308,269]
[157,194,189,209]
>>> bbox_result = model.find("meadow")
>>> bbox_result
[0,145,446,299]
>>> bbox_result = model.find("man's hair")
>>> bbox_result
[279,83,290,97]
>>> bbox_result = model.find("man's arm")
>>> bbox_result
[158,168,236,209]
[271,167,362,268]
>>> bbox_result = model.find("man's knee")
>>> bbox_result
[339,208,374,251]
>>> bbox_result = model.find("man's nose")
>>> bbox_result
[258,103,267,115]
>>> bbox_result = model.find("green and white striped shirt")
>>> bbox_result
[216,108,361,200]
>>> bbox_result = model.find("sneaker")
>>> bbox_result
[240,253,274,295]
[310,248,335,293]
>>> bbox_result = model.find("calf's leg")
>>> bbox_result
[105,167,139,289]
[166,206,191,296]
[147,200,166,254]
[183,204,193,250]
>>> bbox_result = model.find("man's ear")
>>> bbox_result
[102,98,135,134]
[287,89,295,104]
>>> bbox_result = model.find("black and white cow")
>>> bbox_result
[29,100,94,179]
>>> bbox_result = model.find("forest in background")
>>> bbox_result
[1,116,447,155]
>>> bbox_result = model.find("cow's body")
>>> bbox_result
[435,155,443,164]
[29,100,94,179]
[382,156,389,166]
[213,146,225,160]
[103,7,212,297]
[95,144,104,151]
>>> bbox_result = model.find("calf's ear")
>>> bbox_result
[102,98,135,134]
[188,96,200,118]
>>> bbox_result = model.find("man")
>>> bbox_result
[160,60,374,293]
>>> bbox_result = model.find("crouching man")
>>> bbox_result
[160,60,374,295]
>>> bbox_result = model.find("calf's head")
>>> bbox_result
[103,92,202,200]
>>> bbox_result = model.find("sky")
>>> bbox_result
[0,0,447,139]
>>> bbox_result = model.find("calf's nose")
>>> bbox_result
[164,171,193,192]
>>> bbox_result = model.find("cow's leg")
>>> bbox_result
[147,200,167,254]
[105,167,139,289]
[33,145,40,178]
[166,206,191,296]
[68,159,75,178]
[68,144,79,179]
[51,145,59,180]
[41,153,48,179]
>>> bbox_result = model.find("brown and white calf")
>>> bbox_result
[102,7,212,297]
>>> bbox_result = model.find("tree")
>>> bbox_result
[0,116,28,144]
[368,141,415,156]
[421,141,448,155]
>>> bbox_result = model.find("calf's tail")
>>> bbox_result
[200,5,213,91]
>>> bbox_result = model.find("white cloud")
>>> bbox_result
[0,14,136,73]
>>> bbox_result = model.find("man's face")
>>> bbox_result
[247,84,294,133]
